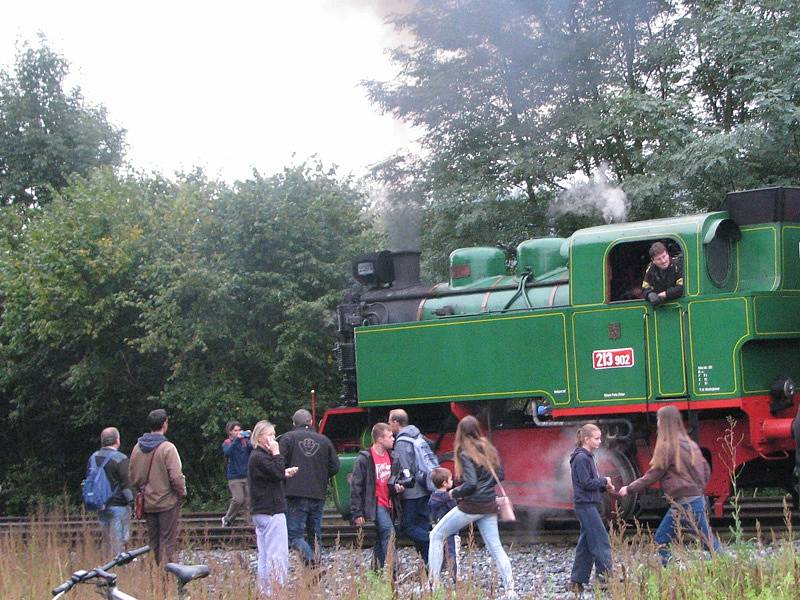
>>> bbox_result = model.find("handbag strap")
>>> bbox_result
[487,464,508,497]
[140,446,157,489]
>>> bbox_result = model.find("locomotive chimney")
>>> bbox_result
[391,250,421,288]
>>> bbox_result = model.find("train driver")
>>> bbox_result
[641,242,683,306]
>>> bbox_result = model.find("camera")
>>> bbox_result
[389,468,415,489]
[241,431,250,438]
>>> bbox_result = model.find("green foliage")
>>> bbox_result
[0,164,374,512]
[368,0,800,255]
[0,37,125,208]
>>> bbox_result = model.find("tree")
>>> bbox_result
[0,38,125,208]
[0,169,162,511]
[0,163,375,512]
[366,0,800,252]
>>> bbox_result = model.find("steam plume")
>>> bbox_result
[551,163,629,224]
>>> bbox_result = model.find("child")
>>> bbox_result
[568,423,614,595]
[427,466,460,582]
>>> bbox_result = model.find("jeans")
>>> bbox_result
[654,496,721,564]
[400,495,431,561]
[429,507,513,591]
[570,504,612,585]
[437,533,459,581]
[373,505,395,569]
[98,505,130,556]
[286,497,325,565]
[224,478,249,525]
[253,513,288,596]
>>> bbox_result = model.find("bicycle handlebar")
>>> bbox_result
[51,546,151,596]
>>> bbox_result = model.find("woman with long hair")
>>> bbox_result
[428,415,516,598]
[619,405,721,563]
[248,420,298,596]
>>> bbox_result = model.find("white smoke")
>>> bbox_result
[551,163,629,224]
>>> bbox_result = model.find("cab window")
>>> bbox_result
[607,239,682,302]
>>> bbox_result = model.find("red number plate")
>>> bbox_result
[592,348,634,370]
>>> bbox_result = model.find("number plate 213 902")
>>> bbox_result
[592,348,634,370]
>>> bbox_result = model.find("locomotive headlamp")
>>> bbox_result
[769,376,796,414]
[352,251,394,288]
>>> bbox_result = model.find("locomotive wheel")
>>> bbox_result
[596,448,639,520]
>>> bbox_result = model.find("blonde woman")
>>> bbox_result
[427,416,515,599]
[568,423,614,595]
[248,420,298,596]
[619,405,721,563]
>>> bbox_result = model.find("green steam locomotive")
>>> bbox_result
[321,187,800,518]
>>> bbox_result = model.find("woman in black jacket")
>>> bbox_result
[248,420,298,596]
[428,416,516,598]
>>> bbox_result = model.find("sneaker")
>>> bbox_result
[221,517,229,527]
[567,581,584,595]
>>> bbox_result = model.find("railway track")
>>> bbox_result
[2,496,797,549]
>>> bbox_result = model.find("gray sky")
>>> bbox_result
[0,1,418,182]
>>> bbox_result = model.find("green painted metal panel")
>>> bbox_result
[742,339,800,394]
[652,304,687,397]
[781,225,800,290]
[354,312,571,406]
[331,453,357,516]
[737,226,778,291]
[752,295,800,335]
[571,305,648,404]
[687,298,750,396]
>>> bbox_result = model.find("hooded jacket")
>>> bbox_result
[279,425,340,500]
[393,425,430,500]
[570,447,608,506]
[626,437,709,500]
[129,433,186,512]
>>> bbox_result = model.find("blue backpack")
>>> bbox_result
[82,452,118,511]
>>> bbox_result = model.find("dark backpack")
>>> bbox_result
[82,452,118,511]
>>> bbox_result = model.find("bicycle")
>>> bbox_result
[51,545,210,600]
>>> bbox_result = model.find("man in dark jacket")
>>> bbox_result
[89,427,134,555]
[279,409,340,565]
[350,422,398,569]
[642,242,684,306]
[221,420,252,527]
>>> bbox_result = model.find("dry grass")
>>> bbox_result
[4,507,800,600]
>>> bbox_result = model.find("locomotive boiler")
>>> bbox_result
[320,187,800,518]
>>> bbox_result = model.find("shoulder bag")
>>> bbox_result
[488,464,516,522]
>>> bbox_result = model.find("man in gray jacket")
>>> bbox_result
[389,408,431,562]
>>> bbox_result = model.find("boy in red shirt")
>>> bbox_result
[350,422,401,569]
